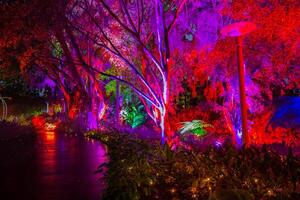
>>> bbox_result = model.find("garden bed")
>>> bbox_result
[87,130,300,200]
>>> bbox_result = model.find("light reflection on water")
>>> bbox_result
[2,124,107,200]
[35,129,107,200]
[45,131,55,141]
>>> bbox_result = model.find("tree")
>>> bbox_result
[65,0,188,144]
[0,0,111,129]
[195,0,300,144]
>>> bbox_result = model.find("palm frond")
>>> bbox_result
[178,120,212,136]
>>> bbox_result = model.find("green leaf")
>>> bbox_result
[178,119,212,137]
[105,80,116,96]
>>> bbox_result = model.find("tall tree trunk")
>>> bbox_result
[115,79,120,125]
[160,70,172,144]
[154,0,176,144]
[86,79,98,130]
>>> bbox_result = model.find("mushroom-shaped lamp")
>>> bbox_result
[221,22,256,147]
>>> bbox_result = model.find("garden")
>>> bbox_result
[0,0,299,199]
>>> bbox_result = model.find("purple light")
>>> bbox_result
[215,140,223,148]
[87,111,98,130]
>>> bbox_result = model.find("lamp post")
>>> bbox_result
[0,94,10,120]
[221,22,256,147]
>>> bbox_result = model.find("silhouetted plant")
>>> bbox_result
[86,131,300,200]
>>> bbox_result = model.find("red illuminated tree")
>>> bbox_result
[0,0,108,129]
[195,0,300,143]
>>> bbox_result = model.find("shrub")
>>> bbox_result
[6,114,31,126]
[178,120,213,136]
[120,105,147,128]
[87,131,300,200]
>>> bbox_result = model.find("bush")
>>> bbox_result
[6,114,31,126]
[87,130,300,200]
[120,104,147,128]
[178,119,213,136]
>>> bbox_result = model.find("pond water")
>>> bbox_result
[1,129,107,200]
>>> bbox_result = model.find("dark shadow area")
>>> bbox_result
[0,128,107,200]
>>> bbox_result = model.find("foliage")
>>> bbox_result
[180,0,300,142]
[0,75,36,97]
[51,39,63,58]
[105,80,116,97]
[53,104,62,113]
[86,129,155,200]
[179,120,212,136]
[120,104,147,129]
[87,130,300,200]
[226,0,300,101]
[1,0,299,142]
[6,114,30,126]
[209,189,254,200]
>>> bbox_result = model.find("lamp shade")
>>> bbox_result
[221,22,256,37]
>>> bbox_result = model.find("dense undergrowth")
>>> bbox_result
[86,130,300,200]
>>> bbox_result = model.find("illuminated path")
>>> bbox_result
[1,129,107,200]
